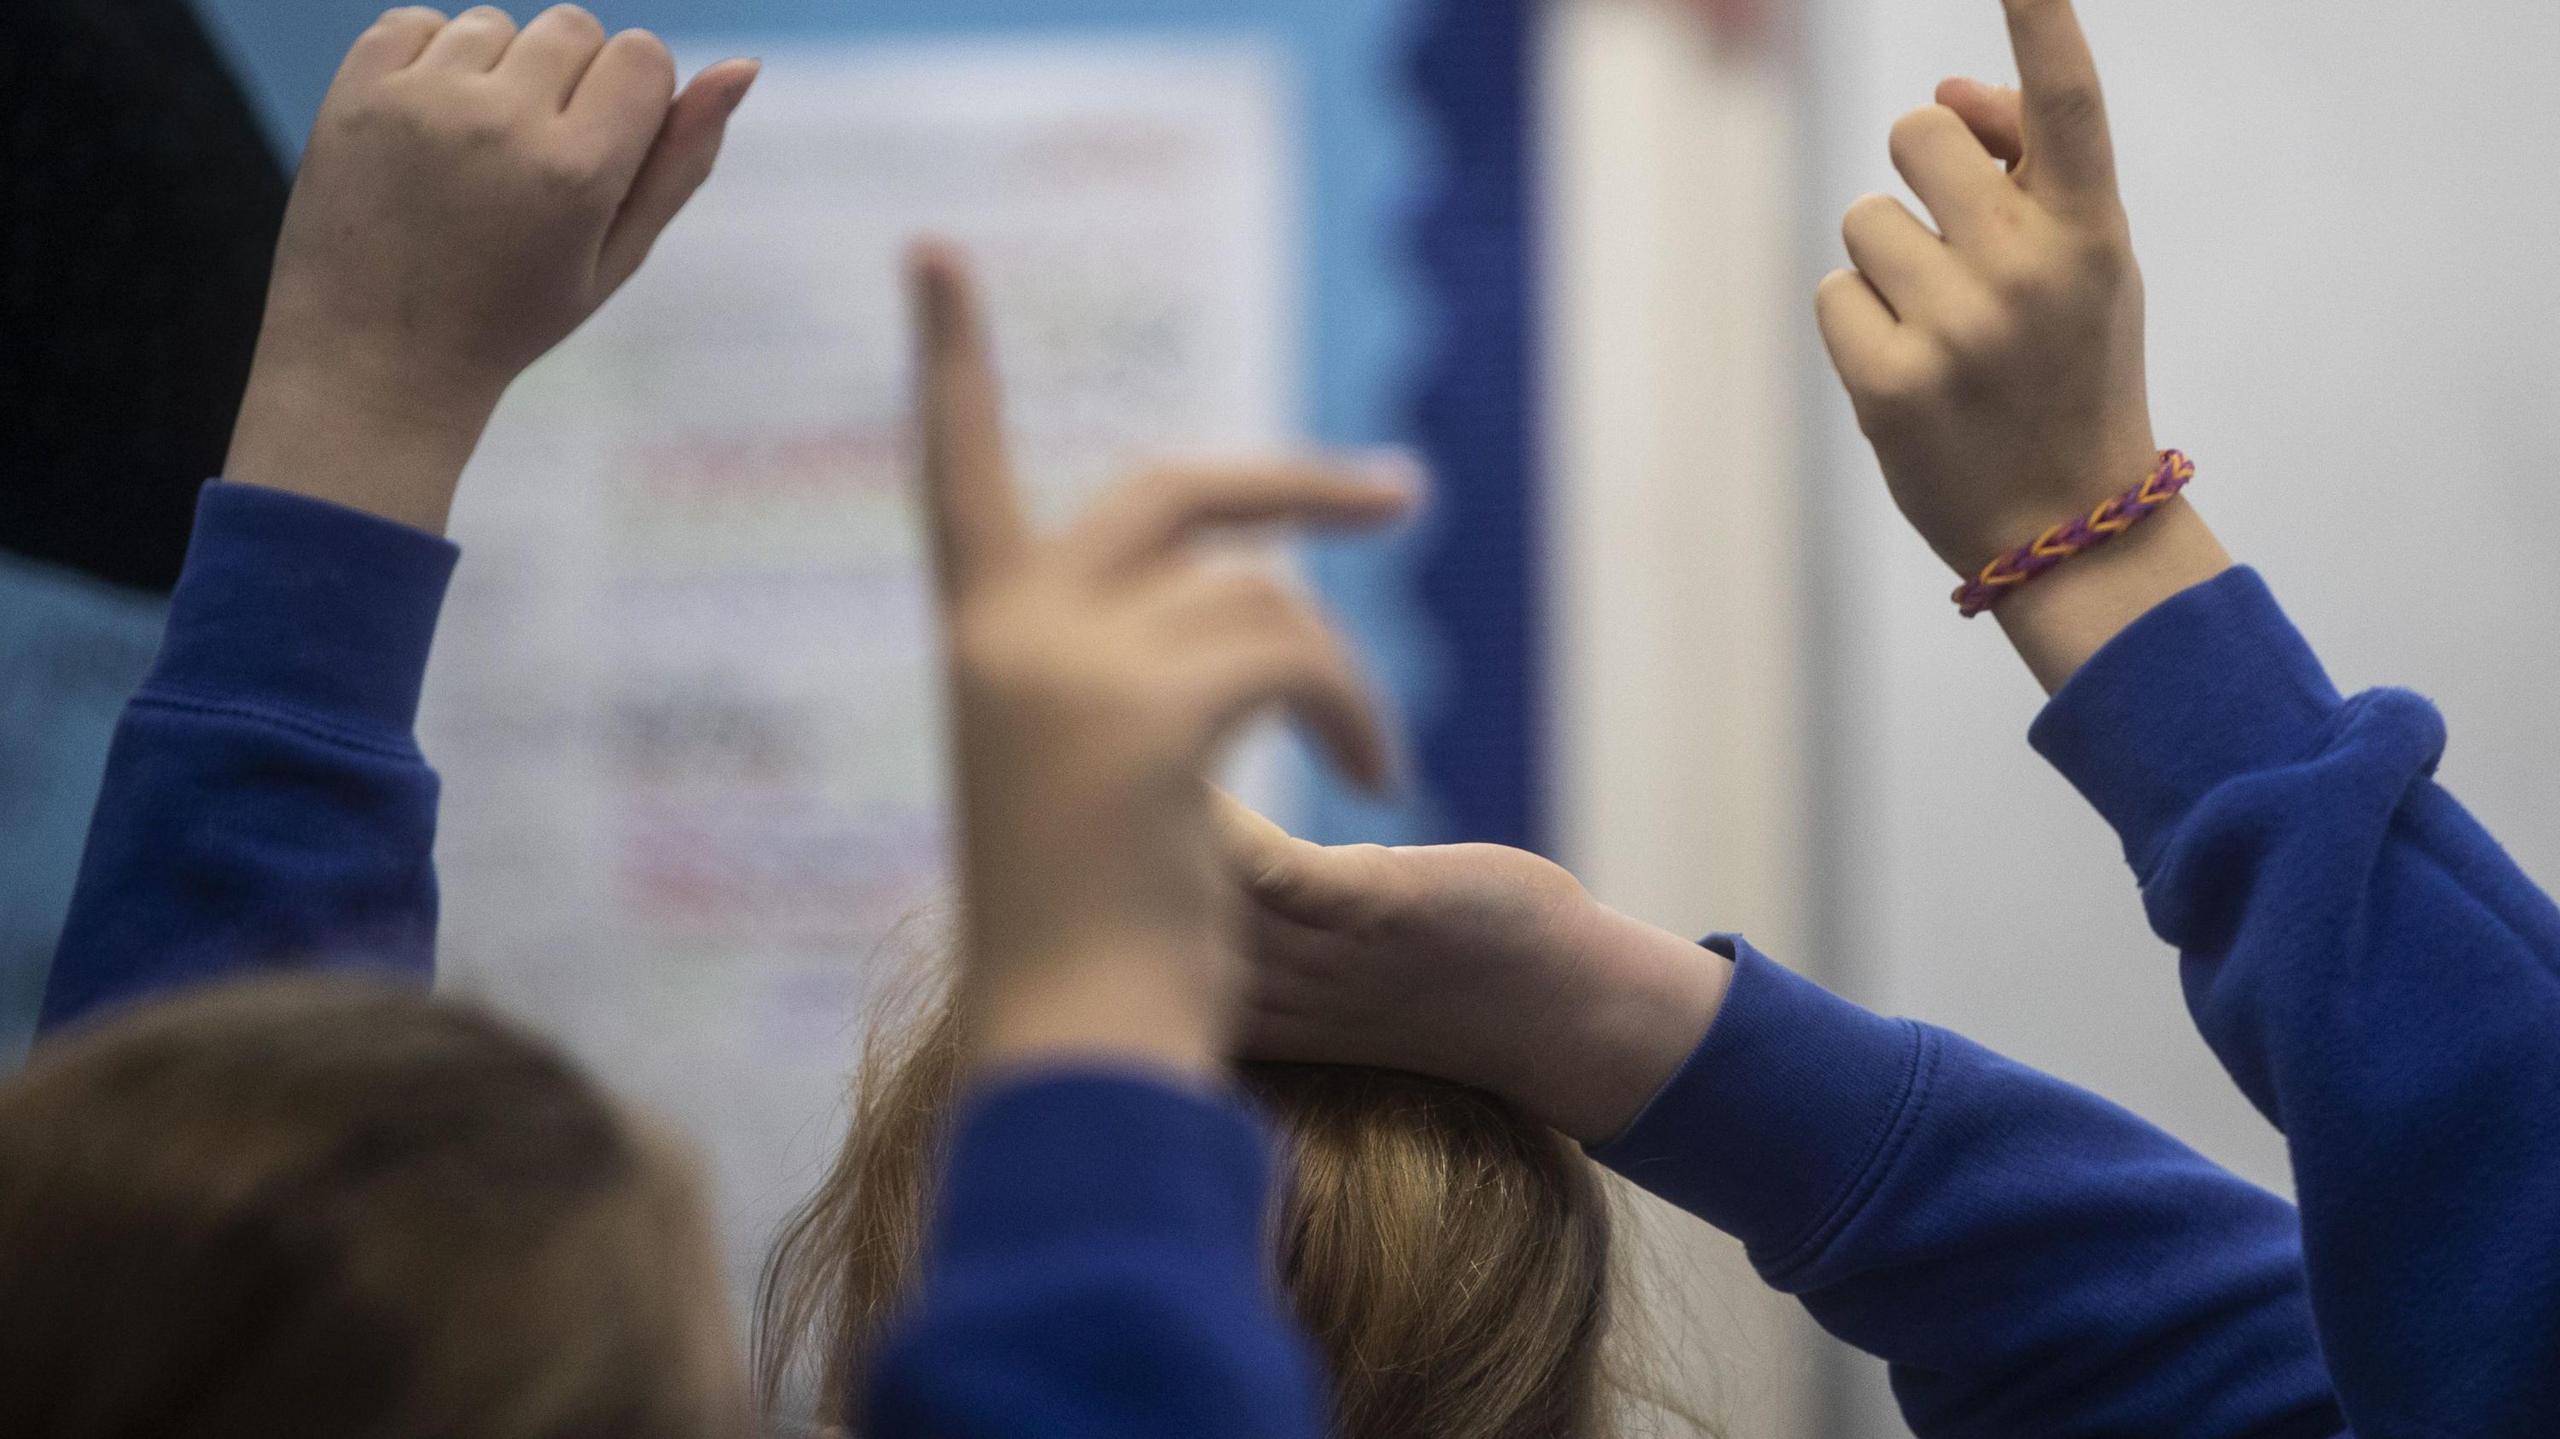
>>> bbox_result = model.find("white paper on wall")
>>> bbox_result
[420,37,1301,1318]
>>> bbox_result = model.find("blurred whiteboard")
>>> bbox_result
[421,38,1299,1309]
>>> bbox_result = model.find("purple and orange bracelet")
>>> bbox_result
[1953,450,2196,618]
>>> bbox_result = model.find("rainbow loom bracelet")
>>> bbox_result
[1953,450,2196,618]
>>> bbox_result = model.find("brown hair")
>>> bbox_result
[0,978,744,1439]
[758,978,1622,1437]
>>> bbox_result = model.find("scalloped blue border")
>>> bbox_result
[1405,0,1541,850]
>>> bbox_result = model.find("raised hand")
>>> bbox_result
[1818,0,2229,686]
[1818,0,2151,576]
[228,6,759,533]
[912,246,1414,1080]
[1216,796,1732,1142]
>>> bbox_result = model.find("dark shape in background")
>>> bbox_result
[2,0,289,593]
[4,0,287,1061]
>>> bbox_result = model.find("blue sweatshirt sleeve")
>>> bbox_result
[1595,940,2343,1439]
[867,1072,1326,1439]
[2031,566,2560,1438]
[39,481,457,1033]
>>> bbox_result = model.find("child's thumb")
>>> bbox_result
[598,58,760,292]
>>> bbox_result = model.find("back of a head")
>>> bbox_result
[760,987,1621,1438]
[0,979,743,1439]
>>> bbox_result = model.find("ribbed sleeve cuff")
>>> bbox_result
[2029,566,2344,879]
[1591,939,1933,1270]
[932,1072,1279,1272]
[147,481,460,737]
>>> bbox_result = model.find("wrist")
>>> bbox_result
[225,350,505,537]
[1518,901,1735,1144]
[963,941,1234,1087]
[1994,497,2232,693]
[1932,432,2167,574]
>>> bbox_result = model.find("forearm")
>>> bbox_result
[1533,903,1736,1144]
[1595,941,2342,1439]
[41,483,456,1032]
[222,346,500,537]
[2034,567,2560,1434]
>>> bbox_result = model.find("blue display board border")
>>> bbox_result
[1405,0,1542,851]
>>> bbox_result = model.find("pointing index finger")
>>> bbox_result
[910,243,1029,598]
[2001,0,2118,202]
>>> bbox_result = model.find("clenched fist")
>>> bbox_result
[229,6,758,532]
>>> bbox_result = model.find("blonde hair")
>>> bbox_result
[758,975,1622,1437]
[0,978,743,1439]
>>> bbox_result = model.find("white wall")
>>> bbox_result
[1806,1,2560,1433]
[1545,2,1825,1434]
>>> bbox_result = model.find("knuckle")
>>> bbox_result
[1842,192,1890,226]
[1841,192,1902,243]
[1267,644,1338,697]
[1206,581,1297,636]
[1984,245,2067,304]
[1339,843,1398,870]
[1095,472,1185,540]
[1229,572,1296,616]
[543,3,604,36]
[1142,466,1205,511]
[1115,466,1190,516]
[414,86,518,145]
[2069,225,2133,280]
[1981,195,2034,237]
[952,607,1045,686]
[443,109,516,151]
[1887,105,1957,163]
[1136,466,1213,532]
[1933,298,2017,362]
[330,86,404,134]
[1860,349,1949,413]
[531,147,613,202]
[1331,848,1411,939]
[2041,83,2107,135]
[608,27,678,77]
[1815,268,1877,326]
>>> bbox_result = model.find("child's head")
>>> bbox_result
[0,978,746,1439]
[760,982,1621,1438]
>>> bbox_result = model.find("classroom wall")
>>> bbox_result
[1804,1,2560,1431]
[1544,1,1822,1433]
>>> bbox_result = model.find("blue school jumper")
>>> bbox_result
[51,481,2539,1436]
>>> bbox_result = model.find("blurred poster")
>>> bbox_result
[421,39,1298,1306]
